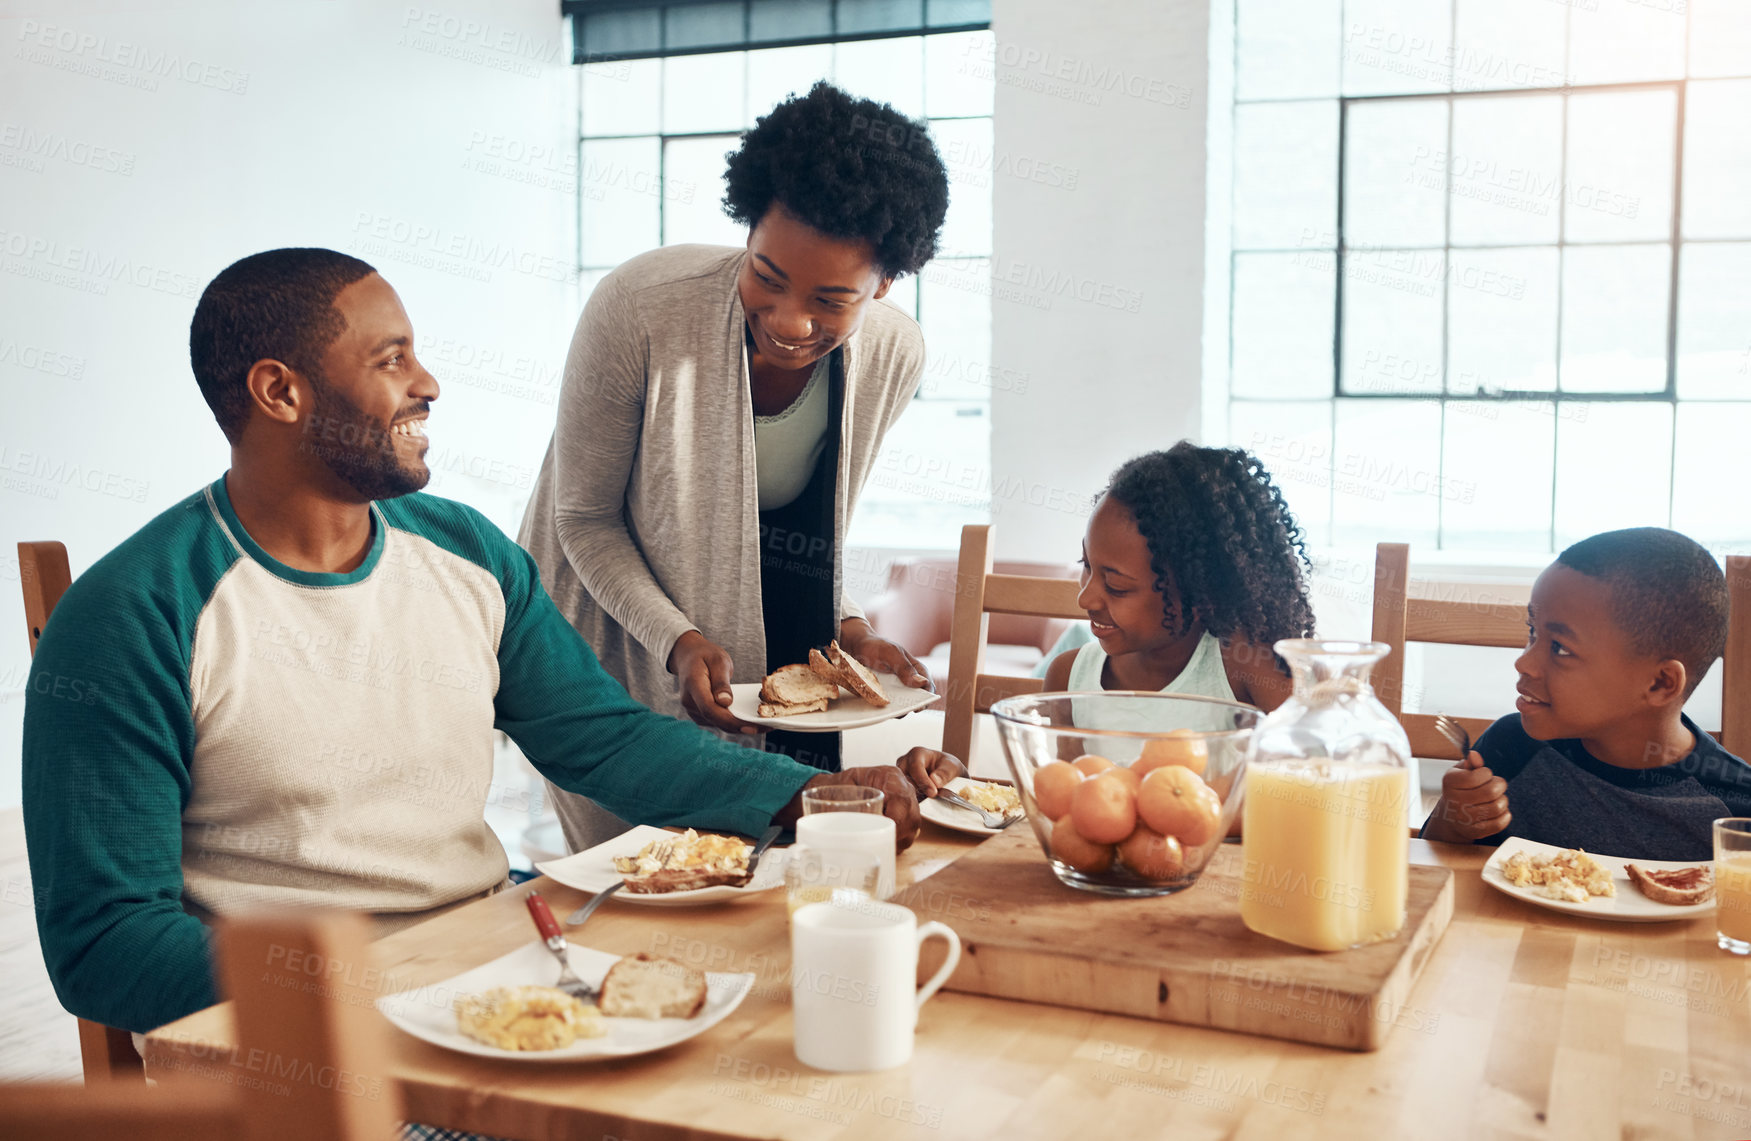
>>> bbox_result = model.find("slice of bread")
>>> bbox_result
[757,697,830,718]
[1626,863,1714,905]
[808,647,851,692]
[598,953,708,1019]
[826,641,890,707]
[760,663,836,706]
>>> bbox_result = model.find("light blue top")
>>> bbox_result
[1065,632,1243,741]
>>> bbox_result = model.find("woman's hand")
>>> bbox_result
[667,631,759,735]
[838,618,934,691]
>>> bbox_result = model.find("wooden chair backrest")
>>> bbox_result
[18,540,145,1084]
[0,913,401,1140]
[1371,544,1751,760]
[941,525,1086,767]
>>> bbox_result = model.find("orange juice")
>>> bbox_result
[1717,854,1751,947]
[1241,763,1409,952]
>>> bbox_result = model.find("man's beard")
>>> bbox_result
[300,374,430,500]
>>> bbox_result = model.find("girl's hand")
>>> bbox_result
[837,618,934,691]
[895,747,964,798]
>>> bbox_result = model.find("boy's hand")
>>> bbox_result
[1426,750,1511,842]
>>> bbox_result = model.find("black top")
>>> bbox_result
[1425,712,1751,861]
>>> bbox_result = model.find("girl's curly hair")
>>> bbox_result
[1104,442,1316,647]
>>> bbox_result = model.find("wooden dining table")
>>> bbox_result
[144,831,1751,1140]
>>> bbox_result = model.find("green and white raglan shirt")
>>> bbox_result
[23,476,818,1034]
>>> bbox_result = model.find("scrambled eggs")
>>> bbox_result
[1501,848,1616,903]
[613,829,750,878]
[958,781,1022,817]
[454,985,606,1051]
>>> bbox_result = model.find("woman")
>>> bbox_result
[519,82,953,851]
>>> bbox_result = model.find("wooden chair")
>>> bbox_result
[0,912,401,1140]
[1370,544,1751,760]
[18,539,144,1084]
[941,525,1085,768]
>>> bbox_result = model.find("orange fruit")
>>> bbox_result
[1050,814,1114,873]
[1117,826,1185,881]
[1137,765,1222,847]
[1033,761,1085,820]
[1071,773,1138,844]
[1099,766,1142,794]
[1134,730,1209,778]
[1071,753,1116,777]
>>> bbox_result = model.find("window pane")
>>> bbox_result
[1233,101,1338,251]
[1690,0,1751,78]
[884,273,918,319]
[582,59,661,136]
[833,37,924,118]
[582,9,661,58]
[1331,399,1442,547]
[1441,401,1555,551]
[580,137,662,267]
[660,136,742,246]
[1344,100,1448,248]
[1673,404,1751,550]
[1229,400,1334,543]
[1552,402,1675,548]
[927,0,990,26]
[1568,0,1686,86]
[750,0,832,42]
[916,257,991,400]
[1559,244,1671,393]
[1237,0,1340,101]
[1452,0,1567,92]
[1676,242,1751,399]
[1341,0,1453,96]
[664,3,746,51]
[1447,94,1562,246]
[851,400,989,548]
[1563,89,1675,244]
[746,44,833,125]
[838,0,924,35]
[1682,80,1751,241]
[924,30,993,117]
[1448,247,1559,394]
[1232,252,1336,399]
[931,118,993,258]
[1342,249,1445,395]
[662,51,748,134]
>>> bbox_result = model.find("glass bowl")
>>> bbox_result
[990,692,1262,897]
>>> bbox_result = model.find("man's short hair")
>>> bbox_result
[1556,527,1728,696]
[189,248,377,442]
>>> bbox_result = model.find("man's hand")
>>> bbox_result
[1424,750,1511,843]
[667,631,757,735]
[839,618,933,692]
[895,747,963,798]
[778,767,924,850]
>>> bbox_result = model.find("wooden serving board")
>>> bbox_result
[892,825,1454,1051]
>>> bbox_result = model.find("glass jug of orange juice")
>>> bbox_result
[1241,640,1411,952]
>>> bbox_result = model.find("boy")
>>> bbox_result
[1423,528,1751,860]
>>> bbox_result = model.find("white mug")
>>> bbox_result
[790,898,961,1072]
[795,812,896,899]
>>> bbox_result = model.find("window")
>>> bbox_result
[1229,0,1751,557]
[576,23,996,549]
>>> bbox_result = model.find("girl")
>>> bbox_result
[1044,442,1315,714]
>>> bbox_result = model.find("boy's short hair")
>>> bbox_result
[1556,527,1728,697]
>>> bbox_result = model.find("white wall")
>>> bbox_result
[0,0,579,808]
[987,0,1229,564]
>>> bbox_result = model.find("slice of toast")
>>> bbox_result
[808,647,851,693]
[598,953,708,1019]
[760,663,836,706]
[757,697,830,718]
[1626,862,1714,905]
[826,640,890,707]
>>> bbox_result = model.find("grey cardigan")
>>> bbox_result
[518,244,925,724]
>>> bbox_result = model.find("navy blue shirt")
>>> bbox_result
[1424,713,1751,861]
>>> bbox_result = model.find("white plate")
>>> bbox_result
[536,824,789,906]
[921,777,1023,836]
[1481,837,1715,923]
[377,940,753,1062]
[728,672,941,732]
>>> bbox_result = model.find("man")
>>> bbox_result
[22,247,960,1036]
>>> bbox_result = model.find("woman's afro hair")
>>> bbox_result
[723,81,949,278]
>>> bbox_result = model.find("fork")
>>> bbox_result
[526,890,599,1001]
[1433,714,1473,762]
[935,788,1020,829]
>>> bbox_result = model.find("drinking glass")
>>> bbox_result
[785,847,883,917]
[801,786,884,815]
[1715,817,1751,955]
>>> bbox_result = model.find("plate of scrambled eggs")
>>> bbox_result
[1481,838,1714,922]
[537,825,790,905]
[920,777,1024,836]
[376,941,753,1061]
